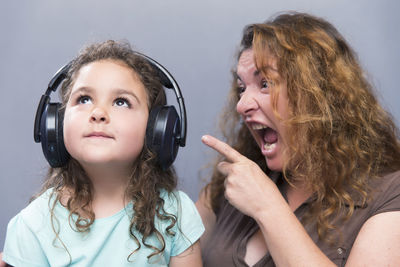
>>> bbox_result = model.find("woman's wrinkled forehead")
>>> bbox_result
[237,48,280,83]
[237,49,256,74]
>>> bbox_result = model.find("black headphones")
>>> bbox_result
[34,52,187,170]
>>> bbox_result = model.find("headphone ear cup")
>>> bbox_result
[146,106,180,170]
[40,103,70,167]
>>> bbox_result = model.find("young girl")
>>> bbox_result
[3,40,204,266]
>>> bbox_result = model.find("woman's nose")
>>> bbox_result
[236,90,258,116]
[90,107,109,123]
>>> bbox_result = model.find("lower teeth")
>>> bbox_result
[264,143,276,150]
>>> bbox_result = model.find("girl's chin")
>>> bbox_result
[77,158,133,168]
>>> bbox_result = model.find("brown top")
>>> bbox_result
[202,170,400,267]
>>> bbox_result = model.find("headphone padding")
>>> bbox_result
[40,103,70,167]
[146,106,180,170]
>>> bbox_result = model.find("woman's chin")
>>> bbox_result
[265,157,283,172]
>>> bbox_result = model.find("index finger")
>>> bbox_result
[201,135,244,163]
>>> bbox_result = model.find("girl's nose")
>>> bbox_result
[90,107,109,123]
[236,90,258,116]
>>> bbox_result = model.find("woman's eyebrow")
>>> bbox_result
[234,70,261,83]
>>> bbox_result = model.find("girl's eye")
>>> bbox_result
[114,97,131,108]
[78,95,92,104]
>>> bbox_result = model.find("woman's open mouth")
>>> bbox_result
[251,123,278,153]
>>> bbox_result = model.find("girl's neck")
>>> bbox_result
[81,162,133,218]
[82,161,132,185]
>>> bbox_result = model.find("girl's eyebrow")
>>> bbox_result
[69,87,93,98]
[70,87,141,103]
[113,88,141,104]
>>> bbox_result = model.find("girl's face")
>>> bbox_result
[236,49,289,171]
[63,60,149,170]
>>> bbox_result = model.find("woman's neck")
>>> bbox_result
[284,180,313,211]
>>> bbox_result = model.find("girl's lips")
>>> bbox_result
[85,132,114,138]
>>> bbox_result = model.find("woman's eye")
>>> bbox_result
[78,95,92,104]
[237,81,246,97]
[260,79,272,94]
[114,98,131,108]
[261,80,269,88]
[238,86,245,96]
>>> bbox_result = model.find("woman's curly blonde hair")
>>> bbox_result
[36,40,179,261]
[207,12,400,242]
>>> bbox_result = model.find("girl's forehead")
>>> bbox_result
[73,60,140,85]
[69,60,147,98]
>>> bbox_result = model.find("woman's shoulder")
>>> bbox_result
[383,169,400,180]
[370,170,400,193]
[367,170,400,213]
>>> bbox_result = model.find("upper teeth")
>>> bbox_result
[252,123,267,130]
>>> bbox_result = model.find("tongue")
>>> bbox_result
[264,128,278,144]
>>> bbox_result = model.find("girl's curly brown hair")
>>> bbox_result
[206,12,400,242]
[37,40,179,261]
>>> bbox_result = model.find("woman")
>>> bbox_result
[197,12,400,266]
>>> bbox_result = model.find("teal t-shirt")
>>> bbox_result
[3,188,204,267]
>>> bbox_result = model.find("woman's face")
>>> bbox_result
[236,49,289,171]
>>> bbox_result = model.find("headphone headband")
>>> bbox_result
[34,63,71,143]
[132,52,187,147]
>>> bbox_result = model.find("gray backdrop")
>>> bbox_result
[1,0,399,248]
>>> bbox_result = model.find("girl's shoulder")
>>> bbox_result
[159,190,196,213]
[21,188,56,212]
[157,190,205,257]
[13,188,63,231]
